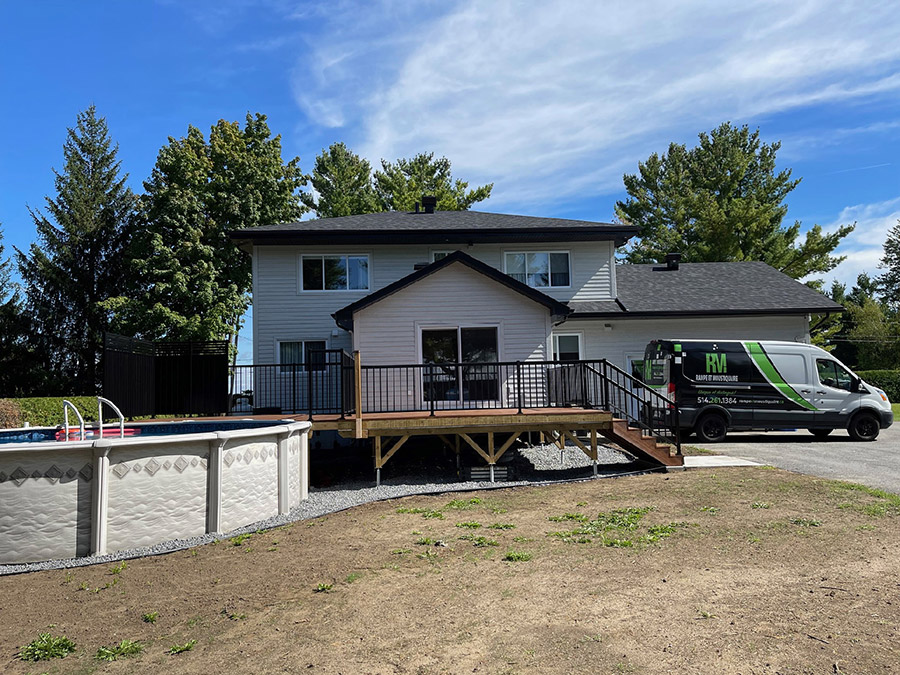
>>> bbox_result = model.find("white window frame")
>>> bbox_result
[503,250,571,289]
[275,338,329,374]
[551,332,583,361]
[298,254,370,292]
[431,250,456,262]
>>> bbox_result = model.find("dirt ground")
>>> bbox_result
[2,468,900,674]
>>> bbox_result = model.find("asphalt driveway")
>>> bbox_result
[701,422,900,494]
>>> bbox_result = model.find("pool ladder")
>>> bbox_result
[62,397,126,441]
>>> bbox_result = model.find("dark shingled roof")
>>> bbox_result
[231,210,638,247]
[568,262,843,317]
[333,250,571,331]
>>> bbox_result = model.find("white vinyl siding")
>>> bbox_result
[251,241,615,365]
[567,314,810,371]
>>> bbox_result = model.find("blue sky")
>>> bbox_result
[2,0,899,363]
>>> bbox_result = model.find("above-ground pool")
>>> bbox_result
[0,419,311,565]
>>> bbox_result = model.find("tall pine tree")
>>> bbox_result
[374,152,493,212]
[16,106,136,393]
[108,113,306,354]
[615,122,854,280]
[302,142,380,218]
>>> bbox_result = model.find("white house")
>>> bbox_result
[231,199,842,416]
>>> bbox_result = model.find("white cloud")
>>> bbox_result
[289,0,900,213]
[819,197,900,288]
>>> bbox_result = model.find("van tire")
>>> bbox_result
[848,412,880,442]
[696,412,728,443]
[808,428,833,439]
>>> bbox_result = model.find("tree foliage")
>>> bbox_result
[107,114,306,349]
[15,106,137,393]
[374,152,492,212]
[302,142,379,218]
[616,122,854,280]
[879,219,900,309]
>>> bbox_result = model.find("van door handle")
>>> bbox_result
[816,390,826,395]
[800,389,811,394]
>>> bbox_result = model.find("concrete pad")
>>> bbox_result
[683,455,762,468]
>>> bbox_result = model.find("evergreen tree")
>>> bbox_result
[302,142,380,218]
[879,219,900,309]
[16,106,137,393]
[616,122,854,280]
[374,152,493,212]
[108,113,306,352]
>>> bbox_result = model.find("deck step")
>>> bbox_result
[464,466,509,482]
[600,419,683,467]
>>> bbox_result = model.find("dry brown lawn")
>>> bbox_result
[2,467,900,674]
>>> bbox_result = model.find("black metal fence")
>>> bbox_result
[103,334,229,418]
[229,349,354,417]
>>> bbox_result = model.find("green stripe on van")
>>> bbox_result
[745,341,818,411]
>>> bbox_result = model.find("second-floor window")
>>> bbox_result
[301,255,369,291]
[504,251,570,288]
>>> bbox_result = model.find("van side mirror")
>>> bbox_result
[850,377,861,393]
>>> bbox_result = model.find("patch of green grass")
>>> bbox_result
[790,517,821,528]
[455,521,482,529]
[444,497,482,510]
[699,506,719,514]
[458,534,499,547]
[548,512,588,522]
[19,633,77,662]
[345,572,363,584]
[416,549,439,561]
[829,480,900,517]
[230,533,253,546]
[488,522,516,530]
[221,608,246,620]
[503,550,533,562]
[141,611,158,624]
[95,639,144,661]
[682,444,715,455]
[391,548,411,555]
[751,501,770,509]
[186,615,204,628]
[697,609,717,620]
[512,535,531,543]
[415,537,435,545]
[109,560,128,574]
[168,639,197,655]
[314,583,334,593]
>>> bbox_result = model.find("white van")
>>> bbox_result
[642,339,893,442]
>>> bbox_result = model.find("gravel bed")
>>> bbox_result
[0,443,651,576]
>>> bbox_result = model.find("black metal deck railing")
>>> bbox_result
[229,353,680,452]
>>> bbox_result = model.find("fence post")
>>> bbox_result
[429,365,436,417]
[601,360,610,411]
[354,351,363,438]
[307,360,313,421]
[292,359,297,415]
[516,361,524,414]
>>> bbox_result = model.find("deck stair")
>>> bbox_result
[600,418,681,467]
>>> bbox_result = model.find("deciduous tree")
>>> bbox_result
[615,122,854,280]
[108,114,306,354]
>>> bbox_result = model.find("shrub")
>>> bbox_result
[0,398,22,428]
[95,639,144,661]
[10,396,101,427]
[856,370,900,402]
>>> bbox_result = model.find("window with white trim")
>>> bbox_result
[278,340,327,372]
[301,255,369,291]
[552,334,582,362]
[504,251,570,288]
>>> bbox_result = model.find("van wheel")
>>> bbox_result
[808,428,833,440]
[848,412,880,442]
[696,412,728,443]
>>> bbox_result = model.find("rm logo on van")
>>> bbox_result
[706,353,727,374]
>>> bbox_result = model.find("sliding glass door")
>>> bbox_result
[422,327,499,404]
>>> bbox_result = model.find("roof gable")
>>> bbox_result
[333,251,571,331]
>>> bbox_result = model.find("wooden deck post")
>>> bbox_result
[354,351,363,438]
[590,427,598,476]
[375,435,382,486]
[488,432,495,483]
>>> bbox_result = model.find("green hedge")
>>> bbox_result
[0,397,104,428]
[856,370,900,402]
